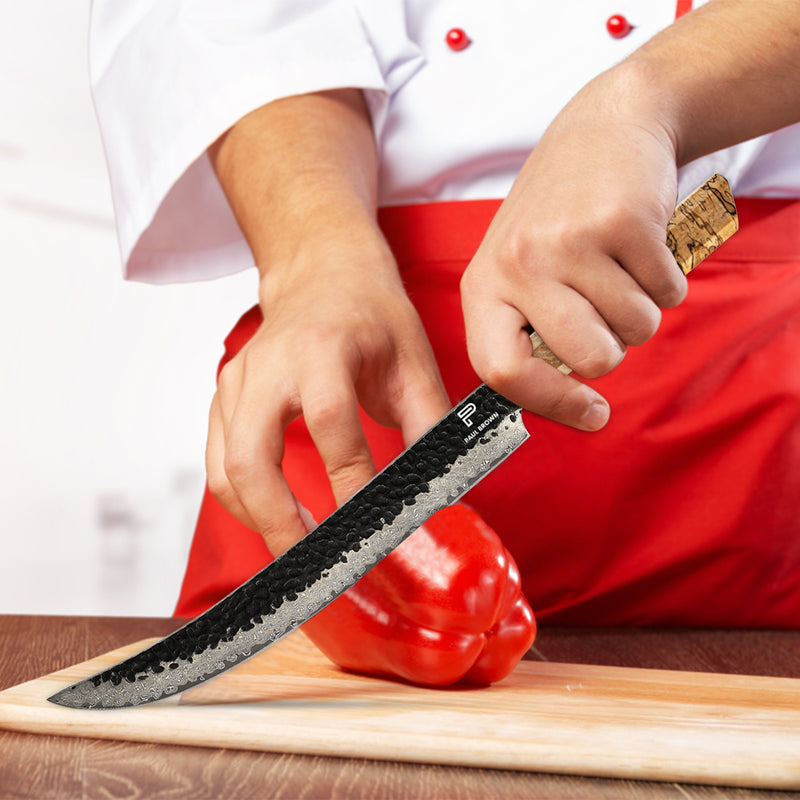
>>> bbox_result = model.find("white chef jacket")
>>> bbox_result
[89,0,800,285]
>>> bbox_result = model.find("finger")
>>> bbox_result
[205,392,257,530]
[389,354,452,447]
[560,253,663,348]
[611,218,688,309]
[465,298,611,431]
[296,500,317,533]
[223,378,308,555]
[215,351,302,544]
[301,366,378,507]
[521,279,628,379]
[215,356,243,429]
[354,314,452,447]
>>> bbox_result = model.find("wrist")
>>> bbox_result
[614,2,800,166]
[252,191,384,270]
[569,59,681,164]
[255,210,400,312]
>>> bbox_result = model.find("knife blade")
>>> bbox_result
[49,174,738,709]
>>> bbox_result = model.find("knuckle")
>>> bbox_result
[216,359,239,392]
[617,308,661,347]
[206,467,236,507]
[478,355,519,397]
[256,518,280,543]
[327,445,373,475]
[628,249,688,311]
[564,198,632,257]
[205,470,225,498]
[536,378,600,427]
[459,264,477,296]
[223,438,258,485]
[539,385,576,420]
[303,391,351,433]
[601,199,638,237]
[655,274,688,309]
[326,454,374,499]
[205,444,232,502]
[460,259,500,313]
[570,344,624,379]
[481,223,554,285]
[497,225,536,273]
[299,320,339,349]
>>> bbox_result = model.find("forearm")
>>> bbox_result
[209,89,382,273]
[606,0,800,166]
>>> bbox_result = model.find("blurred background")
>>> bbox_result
[1,3,254,615]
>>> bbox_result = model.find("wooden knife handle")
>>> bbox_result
[530,173,739,375]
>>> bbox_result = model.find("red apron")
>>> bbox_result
[176,197,800,628]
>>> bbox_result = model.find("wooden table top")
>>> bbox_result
[2,614,800,800]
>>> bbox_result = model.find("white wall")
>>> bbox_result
[0,3,255,616]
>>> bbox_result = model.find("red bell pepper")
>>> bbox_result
[301,503,537,686]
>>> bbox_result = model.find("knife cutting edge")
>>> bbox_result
[49,174,738,709]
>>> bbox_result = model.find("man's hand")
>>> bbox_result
[461,65,683,431]
[206,90,450,555]
[462,0,800,430]
[207,231,449,555]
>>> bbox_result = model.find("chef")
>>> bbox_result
[89,1,800,683]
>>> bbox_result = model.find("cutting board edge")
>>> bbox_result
[2,696,800,793]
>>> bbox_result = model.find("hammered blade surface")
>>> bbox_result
[48,386,528,709]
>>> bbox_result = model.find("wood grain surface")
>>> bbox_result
[3,616,800,800]
[6,632,800,790]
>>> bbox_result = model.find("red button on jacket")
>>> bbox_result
[606,14,632,38]
[446,28,471,51]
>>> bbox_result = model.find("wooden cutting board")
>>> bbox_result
[1,631,799,791]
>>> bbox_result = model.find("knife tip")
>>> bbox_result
[47,680,104,710]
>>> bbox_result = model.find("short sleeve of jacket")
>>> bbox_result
[90,0,421,283]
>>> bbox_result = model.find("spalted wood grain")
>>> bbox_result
[667,174,739,275]
[2,616,799,800]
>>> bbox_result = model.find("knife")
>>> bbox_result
[49,174,738,709]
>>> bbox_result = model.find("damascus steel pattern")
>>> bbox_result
[49,386,528,709]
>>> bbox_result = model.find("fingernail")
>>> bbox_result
[296,502,318,533]
[581,399,610,431]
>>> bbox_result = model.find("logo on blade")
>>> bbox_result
[457,402,477,427]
